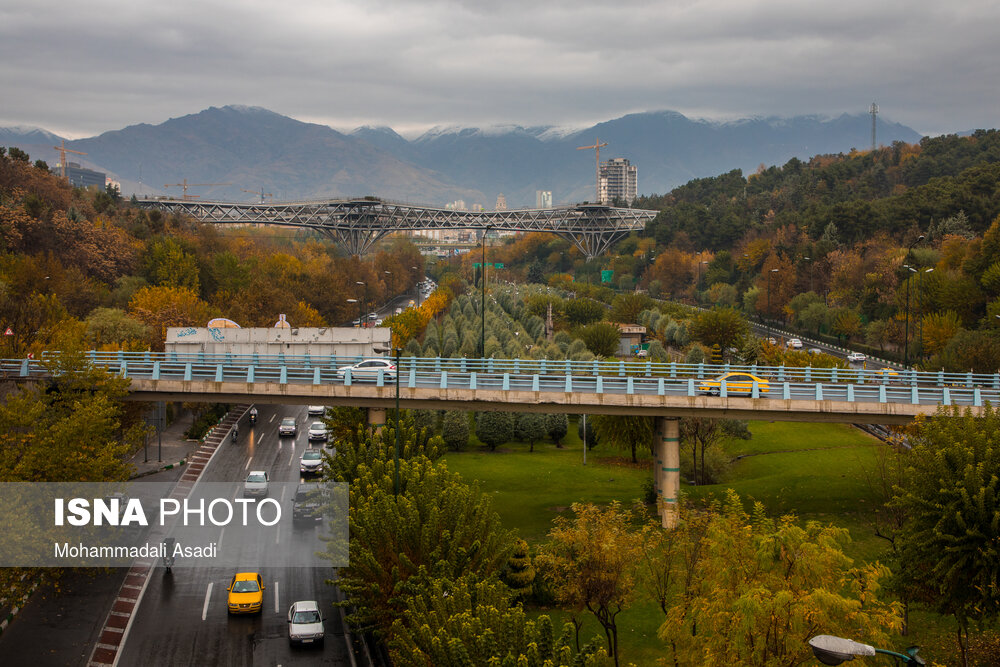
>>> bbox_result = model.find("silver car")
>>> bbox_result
[287,600,325,646]
[278,417,297,437]
[336,358,397,382]
[299,449,324,475]
[307,421,328,442]
[243,471,269,498]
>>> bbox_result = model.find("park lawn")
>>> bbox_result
[444,418,958,664]
[443,431,652,544]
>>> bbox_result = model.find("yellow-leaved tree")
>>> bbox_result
[655,490,901,666]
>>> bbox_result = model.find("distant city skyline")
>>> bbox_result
[2,1,995,140]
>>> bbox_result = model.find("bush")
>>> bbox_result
[184,403,229,440]
[441,410,470,451]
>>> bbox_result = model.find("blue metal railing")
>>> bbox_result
[0,351,997,410]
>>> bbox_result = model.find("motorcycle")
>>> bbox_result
[249,409,257,426]
[163,537,176,573]
[231,426,239,444]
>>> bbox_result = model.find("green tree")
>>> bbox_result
[564,298,606,326]
[515,412,547,452]
[830,307,863,342]
[536,501,643,667]
[502,538,536,601]
[609,292,652,324]
[475,410,514,451]
[576,322,621,357]
[589,414,654,464]
[141,237,201,291]
[387,575,606,666]
[546,412,569,446]
[441,410,469,451]
[335,452,514,635]
[892,406,1000,666]
[689,306,749,351]
[84,307,150,350]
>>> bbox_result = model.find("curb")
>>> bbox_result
[127,460,186,480]
[0,576,38,636]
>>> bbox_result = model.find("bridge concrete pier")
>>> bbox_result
[368,408,386,433]
[655,417,681,529]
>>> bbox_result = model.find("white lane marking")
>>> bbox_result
[218,527,225,546]
[202,583,213,621]
[269,414,276,423]
[274,581,279,614]
[280,485,287,503]
[244,456,253,470]
[288,446,297,467]
[275,525,281,545]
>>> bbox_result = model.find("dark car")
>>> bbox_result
[291,484,322,524]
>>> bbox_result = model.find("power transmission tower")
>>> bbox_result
[869,102,878,151]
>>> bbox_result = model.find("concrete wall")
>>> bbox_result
[165,327,391,359]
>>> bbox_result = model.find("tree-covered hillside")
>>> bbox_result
[0,146,425,354]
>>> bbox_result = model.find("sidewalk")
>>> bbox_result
[128,408,199,479]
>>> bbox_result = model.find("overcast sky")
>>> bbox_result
[1,0,996,139]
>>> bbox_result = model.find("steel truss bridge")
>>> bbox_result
[135,197,657,258]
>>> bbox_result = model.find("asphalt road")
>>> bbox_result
[115,403,350,666]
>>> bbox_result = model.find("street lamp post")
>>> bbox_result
[803,256,813,293]
[917,267,933,360]
[902,235,925,367]
[394,346,402,496]
[766,268,779,340]
[411,266,420,307]
[355,281,366,327]
[384,270,393,302]
[808,635,924,666]
[480,227,489,359]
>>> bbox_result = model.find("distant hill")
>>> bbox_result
[1,106,925,207]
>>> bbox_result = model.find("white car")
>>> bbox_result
[243,471,269,498]
[846,351,868,363]
[307,405,325,416]
[278,417,297,437]
[299,449,324,475]
[307,421,328,442]
[336,358,397,382]
[287,600,325,646]
[787,338,803,349]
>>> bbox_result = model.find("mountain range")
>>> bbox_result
[1,106,925,208]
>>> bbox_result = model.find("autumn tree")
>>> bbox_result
[536,501,644,667]
[127,285,218,349]
[658,490,901,666]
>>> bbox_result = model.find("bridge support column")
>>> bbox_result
[368,408,386,434]
[655,417,681,529]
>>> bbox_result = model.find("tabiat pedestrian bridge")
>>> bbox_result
[134,197,657,258]
[7,352,996,527]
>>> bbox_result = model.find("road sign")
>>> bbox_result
[3,328,11,336]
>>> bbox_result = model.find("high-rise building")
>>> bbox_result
[599,158,637,205]
[54,162,105,189]
[495,194,507,211]
[535,190,552,209]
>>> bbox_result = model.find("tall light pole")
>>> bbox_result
[917,267,933,360]
[393,346,402,497]
[346,298,360,330]
[902,235,925,367]
[356,281,366,327]
[803,256,813,293]
[411,266,420,307]
[384,270,393,302]
[766,268,779,339]
[480,227,490,359]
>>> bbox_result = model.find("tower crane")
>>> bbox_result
[241,187,274,203]
[576,137,608,204]
[164,179,231,200]
[52,140,87,181]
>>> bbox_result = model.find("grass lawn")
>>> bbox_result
[443,418,960,665]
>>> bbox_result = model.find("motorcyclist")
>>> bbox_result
[249,407,258,425]
[163,537,176,571]
[232,424,239,443]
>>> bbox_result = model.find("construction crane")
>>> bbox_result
[164,179,231,200]
[241,187,274,204]
[52,139,87,181]
[577,137,608,204]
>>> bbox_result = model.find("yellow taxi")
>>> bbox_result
[227,572,265,614]
[698,372,770,396]
[874,367,900,383]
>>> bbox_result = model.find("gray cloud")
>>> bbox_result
[1,0,997,138]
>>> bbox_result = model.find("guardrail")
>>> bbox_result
[1,352,996,410]
[3,351,999,388]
